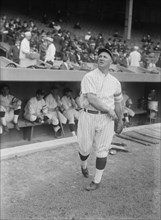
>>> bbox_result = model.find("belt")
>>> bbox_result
[84,109,106,114]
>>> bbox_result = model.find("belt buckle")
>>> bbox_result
[98,111,101,114]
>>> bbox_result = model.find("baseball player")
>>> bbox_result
[61,88,80,136]
[77,48,124,191]
[122,89,135,125]
[0,84,22,134]
[24,89,52,124]
[45,86,67,136]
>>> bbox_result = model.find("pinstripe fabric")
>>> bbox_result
[80,68,122,111]
[77,68,122,158]
[77,111,114,158]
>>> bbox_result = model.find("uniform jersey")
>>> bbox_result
[61,96,77,111]
[45,94,62,110]
[0,94,18,112]
[24,97,47,116]
[78,68,123,158]
[80,68,123,111]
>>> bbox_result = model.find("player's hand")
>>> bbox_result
[108,109,118,121]
[114,119,124,134]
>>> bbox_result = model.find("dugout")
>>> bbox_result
[0,59,161,147]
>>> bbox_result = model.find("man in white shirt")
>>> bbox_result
[44,37,56,65]
[19,31,37,67]
[129,46,141,67]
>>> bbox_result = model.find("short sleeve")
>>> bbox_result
[114,80,123,103]
[81,75,96,95]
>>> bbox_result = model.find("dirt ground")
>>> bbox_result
[1,138,161,220]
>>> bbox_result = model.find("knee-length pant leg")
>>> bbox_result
[77,111,96,156]
[63,109,76,124]
[94,115,114,158]
[24,114,37,122]
[77,112,114,157]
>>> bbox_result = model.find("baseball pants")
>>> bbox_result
[48,110,67,125]
[63,108,80,124]
[77,111,114,158]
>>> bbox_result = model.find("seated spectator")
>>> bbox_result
[39,38,47,61]
[153,42,161,51]
[146,34,153,44]
[7,39,20,64]
[68,47,78,64]
[140,52,148,68]
[44,36,56,65]
[0,84,22,134]
[45,86,67,136]
[59,55,73,70]
[61,88,80,136]
[96,33,104,48]
[24,89,52,125]
[85,32,92,41]
[117,52,128,67]
[122,89,135,126]
[105,38,112,51]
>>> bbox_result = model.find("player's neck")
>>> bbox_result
[99,67,109,75]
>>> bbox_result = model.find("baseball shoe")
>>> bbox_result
[81,166,89,178]
[85,181,100,191]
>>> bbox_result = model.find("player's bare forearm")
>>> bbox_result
[114,102,123,121]
[87,93,110,112]
[87,93,117,120]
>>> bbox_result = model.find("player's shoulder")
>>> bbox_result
[108,73,120,84]
[45,93,52,98]
[29,97,36,102]
[83,68,99,79]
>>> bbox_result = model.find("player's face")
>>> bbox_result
[98,52,112,68]
[36,94,44,101]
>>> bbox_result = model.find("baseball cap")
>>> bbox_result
[97,47,114,62]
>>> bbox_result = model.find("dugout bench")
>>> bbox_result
[5,99,56,141]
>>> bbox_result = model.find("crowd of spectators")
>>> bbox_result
[0,14,161,69]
